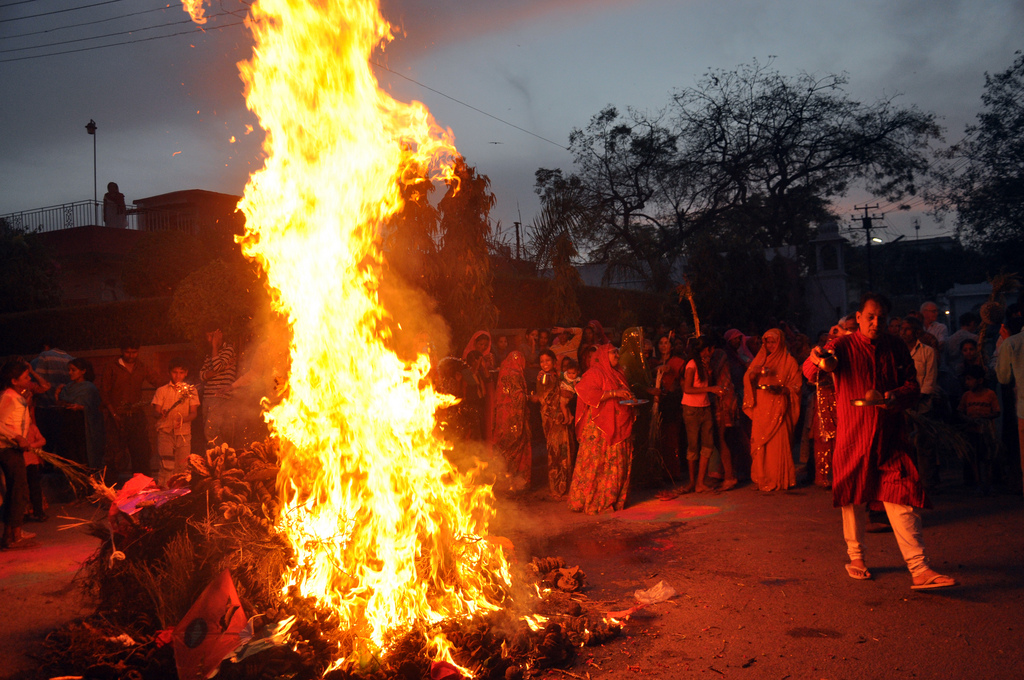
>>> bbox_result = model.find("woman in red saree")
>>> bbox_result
[493,351,531,492]
[743,328,801,491]
[569,344,636,514]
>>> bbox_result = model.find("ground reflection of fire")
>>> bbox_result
[183,0,512,670]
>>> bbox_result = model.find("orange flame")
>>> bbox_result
[180,0,208,24]
[183,0,511,668]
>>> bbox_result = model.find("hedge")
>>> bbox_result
[0,277,666,356]
[0,297,185,355]
[492,275,666,331]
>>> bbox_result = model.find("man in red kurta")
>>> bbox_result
[811,293,956,590]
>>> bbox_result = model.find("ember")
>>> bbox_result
[38,441,620,679]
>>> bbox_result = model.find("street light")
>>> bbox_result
[85,119,97,224]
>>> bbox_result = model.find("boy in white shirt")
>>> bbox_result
[152,359,199,486]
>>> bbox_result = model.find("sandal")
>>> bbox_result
[845,563,872,580]
[911,573,957,590]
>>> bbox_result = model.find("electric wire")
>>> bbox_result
[371,59,569,151]
[0,9,566,153]
[0,0,126,23]
[0,19,245,62]
[3,4,171,39]
[1,16,201,53]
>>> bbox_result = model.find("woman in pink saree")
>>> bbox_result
[743,329,801,491]
[569,344,636,514]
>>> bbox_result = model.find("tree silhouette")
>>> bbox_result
[936,51,1024,260]
[435,157,498,343]
[536,61,941,290]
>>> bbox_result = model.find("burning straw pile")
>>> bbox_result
[36,443,620,680]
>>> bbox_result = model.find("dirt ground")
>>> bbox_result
[3,474,1023,680]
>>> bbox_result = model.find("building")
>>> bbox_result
[2,190,242,305]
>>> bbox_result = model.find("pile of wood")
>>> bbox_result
[35,441,620,680]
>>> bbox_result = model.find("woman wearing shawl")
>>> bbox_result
[533,350,572,496]
[586,320,610,345]
[650,334,686,489]
[57,358,106,470]
[709,339,740,491]
[493,351,531,492]
[463,331,495,441]
[569,344,636,514]
[743,329,801,491]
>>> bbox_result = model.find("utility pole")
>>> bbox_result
[852,203,882,291]
[86,119,97,225]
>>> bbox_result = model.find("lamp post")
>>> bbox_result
[85,119,97,224]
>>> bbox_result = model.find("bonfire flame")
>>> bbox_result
[182,0,511,668]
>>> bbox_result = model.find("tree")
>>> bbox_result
[536,61,941,290]
[0,220,61,313]
[381,161,441,292]
[169,258,267,345]
[937,51,1024,253]
[121,229,208,298]
[434,157,498,343]
[543,232,583,325]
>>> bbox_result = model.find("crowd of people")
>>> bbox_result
[436,299,1024,523]
[0,326,238,550]
[3,294,1022,588]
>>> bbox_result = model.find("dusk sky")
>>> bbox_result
[2,0,1022,244]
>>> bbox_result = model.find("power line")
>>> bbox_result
[0,19,245,62]
[0,0,126,23]
[0,0,49,8]
[2,4,568,152]
[3,4,170,39]
[1,16,200,53]
[370,59,569,151]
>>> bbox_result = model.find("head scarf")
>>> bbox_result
[575,344,634,445]
[742,329,801,442]
[724,329,754,364]
[462,331,492,361]
[617,327,649,390]
[498,350,526,380]
[586,320,610,345]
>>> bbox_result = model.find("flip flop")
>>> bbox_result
[719,478,738,491]
[656,490,680,501]
[845,564,872,580]
[911,574,957,590]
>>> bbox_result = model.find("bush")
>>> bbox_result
[0,297,183,355]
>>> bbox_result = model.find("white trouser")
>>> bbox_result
[841,503,929,576]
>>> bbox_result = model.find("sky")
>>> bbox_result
[1,0,1022,246]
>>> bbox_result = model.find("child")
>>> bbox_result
[957,364,999,492]
[559,359,582,473]
[0,358,45,548]
[152,359,200,486]
[559,360,580,426]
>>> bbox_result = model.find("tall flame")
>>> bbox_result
[182,0,511,665]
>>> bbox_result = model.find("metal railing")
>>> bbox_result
[0,201,200,234]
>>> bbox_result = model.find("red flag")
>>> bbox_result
[172,569,247,680]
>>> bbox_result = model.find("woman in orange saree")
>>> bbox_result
[743,328,801,491]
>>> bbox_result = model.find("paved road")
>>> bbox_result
[493,482,1024,680]
[2,479,1021,680]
